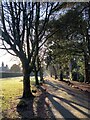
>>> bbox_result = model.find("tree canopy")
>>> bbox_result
[45,3,90,82]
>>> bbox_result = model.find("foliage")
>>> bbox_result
[10,64,21,72]
[45,3,88,81]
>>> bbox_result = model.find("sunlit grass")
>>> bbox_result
[0,76,37,111]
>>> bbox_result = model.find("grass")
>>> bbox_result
[0,76,37,111]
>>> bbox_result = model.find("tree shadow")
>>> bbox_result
[16,80,90,119]
[49,94,90,118]
[45,80,90,118]
[17,97,35,119]
[48,93,81,119]
[45,80,90,116]
[16,88,56,119]
[45,80,90,103]
[36,86,56,119]
[38,87,80,120]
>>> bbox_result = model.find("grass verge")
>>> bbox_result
[0,77,36,112]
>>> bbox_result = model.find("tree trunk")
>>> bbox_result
[69,61,72,81]
[50,73,52,77]
[40,67,44,83]
[49,66,53,77]
[22,65,33,98]
[34,66,39,85]
[53,66,58,79]
[88,64,90,83]
[84,54,89,83]
[60,71,63,81]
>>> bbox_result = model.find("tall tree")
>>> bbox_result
[0,2,68,98]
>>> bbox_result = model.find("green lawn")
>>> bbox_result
[0,77,36,111]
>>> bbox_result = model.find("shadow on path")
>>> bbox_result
[36,86,56,119]
[16,80,90,119]
[39,86,80,120]
[46,80,90,103]
[49,93,90,118]
[45,80,90,119]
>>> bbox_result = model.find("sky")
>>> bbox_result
[0,49,20,68]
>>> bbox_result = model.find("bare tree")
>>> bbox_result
[0,2,68,98]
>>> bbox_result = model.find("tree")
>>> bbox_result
[0,2,68,98]
[34,56,40,86]
[10,64,21,73]
[46,3,90,82]
[83,2,90,82]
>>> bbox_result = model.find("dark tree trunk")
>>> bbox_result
[55,74,58,80]
[84,54,89,83]
[35,71,39,85]
[87,2,90,56]
[88,64,90,82]
[53,66,58,79]
[69,61,72,81]
[60,71,63,81]
[34,66,39,85]
[50,73,52,77]
[22,63,33,98]
[40,67,44,83]
[22,72,32,98]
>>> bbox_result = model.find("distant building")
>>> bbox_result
[0,62,9,72]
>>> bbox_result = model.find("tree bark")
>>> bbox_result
[22,64,33,98]
[84,54,89,83]
[34,66,39,85]
[60,70,63,81]
[40,67,44,83]
[50,73,52,77]
[53,66,58,79]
